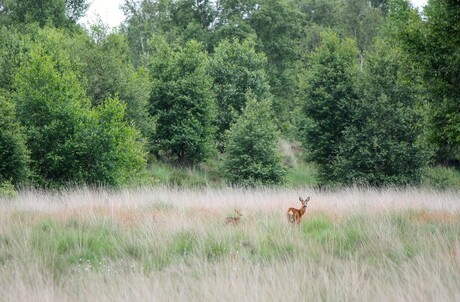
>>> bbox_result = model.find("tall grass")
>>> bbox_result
[1,186,459,301]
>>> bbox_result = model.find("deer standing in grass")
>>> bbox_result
[225,209,243,225]
[287,196,310,224]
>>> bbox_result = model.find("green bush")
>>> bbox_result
[14,43,146,187]
[300,32,427,186]
[209,38,271,145]
[73,98,147,187]
[422,166,460,189]
[0,180,18,199]
[0,94,29,186]
[148,38,216,165]
[223,97,286,186]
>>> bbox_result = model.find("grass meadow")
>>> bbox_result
[0,186,459,301]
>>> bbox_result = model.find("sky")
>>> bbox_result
[81,0,429,29]
[80,0,126,29]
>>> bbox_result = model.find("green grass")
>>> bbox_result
[4,208,458,274]
[146,161,222,187]
[285,161,318,187]
[1,187,459,301]
[29,219,124,275]
[141,151,460,190]
[145,158,320,187]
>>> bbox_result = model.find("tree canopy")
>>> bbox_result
[0,0,459,188]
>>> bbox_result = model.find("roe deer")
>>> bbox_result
[225,209,243,225]
[287,196,310,224]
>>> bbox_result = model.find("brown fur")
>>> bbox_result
[225,209,243,226]
[287,196,310,224]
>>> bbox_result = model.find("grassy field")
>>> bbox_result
[0,186,459,301]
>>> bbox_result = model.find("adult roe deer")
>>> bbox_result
[225,209,243,225]
[287,196,310,224]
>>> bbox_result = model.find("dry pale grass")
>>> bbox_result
[0,186,459,302]
[3,186,459,221]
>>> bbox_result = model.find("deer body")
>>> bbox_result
[287,196,310,224]
[225,209,243,226]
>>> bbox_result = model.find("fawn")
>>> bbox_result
[287,196,310,224]
[225,209,243,225]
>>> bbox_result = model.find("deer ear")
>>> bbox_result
[306,197,310,202]
[299,197,303,202]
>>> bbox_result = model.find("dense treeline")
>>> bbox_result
[0,0,459,188]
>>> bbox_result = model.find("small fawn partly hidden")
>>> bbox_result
[287,196,310,224]
[225,209,243,225]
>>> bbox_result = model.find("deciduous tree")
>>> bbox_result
[148,38,216,165]
[223,97,285,186]
[208,38,271,147]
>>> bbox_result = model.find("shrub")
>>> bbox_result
[14,43,146,187]
[223,97,286,186]
[0,94,29,186]
[421,166,460,189]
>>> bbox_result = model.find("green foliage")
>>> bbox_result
[210,0,256,45]
[122,0,216,64]
[0,180,18,199]
[84,30,153,138]
[13,42,146,187]
[421,0,460,164]
[0,27,31,91]
[421,166,460,190]
[333,39,427,186]
[223,97,286,186]
[148,38,216,165]
[14,43,89,186]
[389,0,460,164]
[0,94,29,185]
[147,161,220,187]
[2,0,458,188]
[300,31,426,186]
[337,0,385,51]
[285,162,318,187]
[249,0,306,128]
[299,31,359,184]
[297,0,339,28]
[0,0,88,29]
[249,0,304,81]
[209,38,271,144]
[74,98,147,187]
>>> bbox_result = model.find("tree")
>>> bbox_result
[299,31,359,184]
[0,0,89,28]
[249,0,305,125]
[122,0,216,64]
[211,0,258,45]
[73,97,147,186]
[336,0,384,53]
[223,97,285,186]
[84,27,153,138]
[297,0,339,28]
[208,38,271,147]
[0,93,29,186]
[13,42,146,187]
[0,27,30,92]
[390,0,460,165]
[64,0,89,22]
[333,39,427,186]
[148,38,216,165]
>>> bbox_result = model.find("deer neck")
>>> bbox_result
[299,205,307,217]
